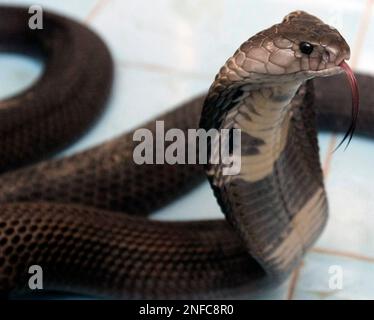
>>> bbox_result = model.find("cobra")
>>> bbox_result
[0,7,371,299]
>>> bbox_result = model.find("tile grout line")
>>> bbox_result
[286,263,302,300]
[322,135,337,176]
[85,0,112,23]
[322,0,374,178]
[118,60,212,80]
[312,247,374,263]
[286,244,374,300]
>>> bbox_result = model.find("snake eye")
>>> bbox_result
[299,42,314,55]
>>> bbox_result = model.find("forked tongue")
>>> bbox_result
[335,61,360,151]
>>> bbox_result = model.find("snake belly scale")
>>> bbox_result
[0,7,373,299]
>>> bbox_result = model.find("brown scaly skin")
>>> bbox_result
[0,7,373,299]
[0,6,113,171]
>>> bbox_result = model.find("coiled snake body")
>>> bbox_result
[0,7,373,299]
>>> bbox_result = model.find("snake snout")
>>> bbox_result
[325,41,351,66]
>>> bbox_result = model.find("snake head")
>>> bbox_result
[224,10,351,82]
[278,11,358,149]
[278,11,351,77]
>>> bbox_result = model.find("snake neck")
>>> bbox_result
[203,79,303,189]
[201,79,328,277]
[219,81,302,184]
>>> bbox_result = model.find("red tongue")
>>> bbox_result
[335,61,360,150]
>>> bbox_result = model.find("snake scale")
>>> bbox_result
[0,6,373,299]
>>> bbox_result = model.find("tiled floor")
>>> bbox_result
[0,0,373,300]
